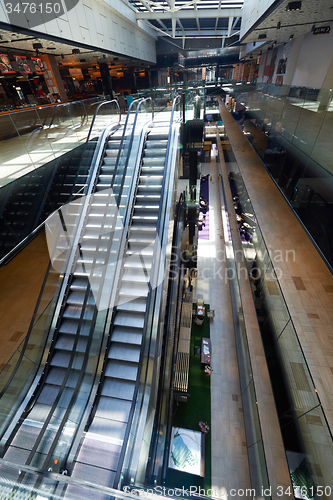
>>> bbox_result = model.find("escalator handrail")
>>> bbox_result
[115,97,153,205]
[156,94,181,238]
[84,98,120,145]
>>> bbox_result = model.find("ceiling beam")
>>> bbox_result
[177,19,185,33]
[172,17,176,37]
[174,0,198,13]
[136,8,242,19]
[232,16,240,30]
[153,29,231,36]
[138,0,153,12]
[143,0,170,11]
[156,18,169,31]
[228,16,233,36]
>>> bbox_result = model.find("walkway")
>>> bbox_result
[193,150,251,498]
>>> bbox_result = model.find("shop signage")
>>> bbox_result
[313,26,330,35]
[0,54,15,73]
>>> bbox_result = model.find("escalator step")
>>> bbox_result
[105,360,139,381]
[101,378,135,401]
[111,328,143,346]
[117,297,147,313]
[113,311,145,329]
[95,396,131,422]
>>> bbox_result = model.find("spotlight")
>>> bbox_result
[33,42,43,50]
[289,34,294,40]
[286,1,302,11]
[258,34,267,39]
[61,54,64,59]
[72,49,80,54]
[277,21,281,29]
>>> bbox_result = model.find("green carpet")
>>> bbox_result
[165,304,211,491]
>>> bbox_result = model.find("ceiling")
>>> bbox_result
[124,0,242,46]
[241,0,333,50]
[0,27,144,71]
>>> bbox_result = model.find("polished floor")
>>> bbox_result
[193,150,251,498]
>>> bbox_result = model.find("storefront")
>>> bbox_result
[0,52,63,112]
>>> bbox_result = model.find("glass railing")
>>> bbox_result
[0,101,123,445]
[217,81,333,269]
[0,97,120,263]
[216,139,270,498]
[227,156,333,496]
[0,458,165,500]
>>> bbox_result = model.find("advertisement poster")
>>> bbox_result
[15,55,31,73]
[0,54,15,73]
[168,427,202,476]
[31,57,45,74]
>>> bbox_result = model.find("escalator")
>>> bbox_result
[0,126,126,472]
[69,119,171,486]
[0,98,182,497]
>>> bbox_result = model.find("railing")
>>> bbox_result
[216,137,271,498]
[228,157,333,496]
[218,80,333,269]
[0,97,120,264]
[0,102,121,443]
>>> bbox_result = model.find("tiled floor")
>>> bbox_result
[192,150,251,498]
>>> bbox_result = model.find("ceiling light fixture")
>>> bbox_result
[258,33,267,39]
[289,34,294,40]
[286,1,302,11]
[277,21,281,29]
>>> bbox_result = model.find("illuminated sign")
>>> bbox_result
[15,55,32,73]
[313,26,330,35]
[0,54,15,73]
[31,57,45,74]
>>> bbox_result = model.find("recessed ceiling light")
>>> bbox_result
[286,1,302,11]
